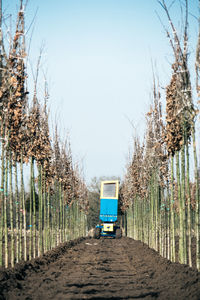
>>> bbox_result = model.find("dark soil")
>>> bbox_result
[0,237,200,300]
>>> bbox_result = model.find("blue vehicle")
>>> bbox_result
[94,180,122,239]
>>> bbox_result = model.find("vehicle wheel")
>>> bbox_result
[115,228,122,239]
[94,227,101,239]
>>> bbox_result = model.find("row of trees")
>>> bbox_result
[0,1,88,268]
[121,0,200,270]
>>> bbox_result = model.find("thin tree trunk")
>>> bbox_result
[192,128,200,270]
[29,157,33,260]
[170,156,175,262]
[151,176,155,249]
[4,150,8,268]
[155,175,159,252]
[186,140,192,267]
[166,183,170,260]
[62,188,65,242]
[32,158,36,258]
[9,150,14,267]
[53,183,56,246]
[56,182,59,245]
[43,169,46,252]
[14,158,19,263]
[47,186,50,251]
[176,151,184,264]
[59,182,62,243]
[181,142,187,264]
[38,164,43,256]
[21,152,27,261]
[19,158,23,262]
[0,136,5,266]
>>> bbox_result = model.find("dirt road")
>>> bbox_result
[0,237,200,299]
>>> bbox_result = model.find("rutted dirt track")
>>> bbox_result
[0,237,200,300]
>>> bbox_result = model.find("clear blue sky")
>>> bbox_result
[4,0,199,182]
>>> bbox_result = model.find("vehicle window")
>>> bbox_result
[103,183,116,198]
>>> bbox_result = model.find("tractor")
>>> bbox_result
[94,180,122,239]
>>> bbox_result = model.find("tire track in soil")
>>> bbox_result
[0,237,200,300]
